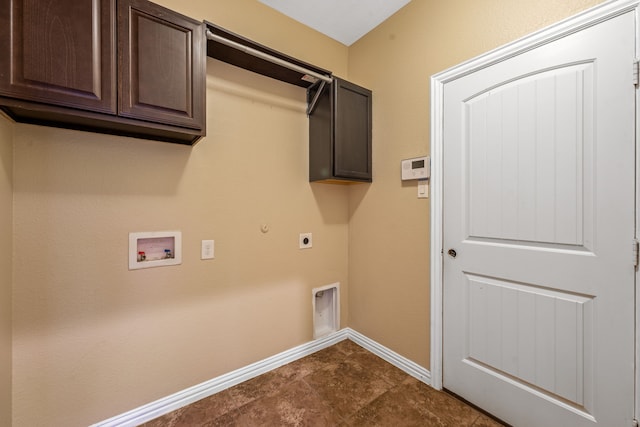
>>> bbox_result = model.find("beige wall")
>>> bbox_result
[0,115,13,427]
[9,0,609,425]
[11,1,349,426]
[347,0,605,368]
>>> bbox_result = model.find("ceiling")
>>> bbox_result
[258,0,412,46]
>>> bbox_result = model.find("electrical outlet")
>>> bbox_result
[299,233,312,249]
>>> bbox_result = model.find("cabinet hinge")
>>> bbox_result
[634,60,639,86]
[633,239,639,268]
[632,418,638,427]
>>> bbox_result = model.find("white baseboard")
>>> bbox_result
[345,328,431,385]
[90,328,430,427]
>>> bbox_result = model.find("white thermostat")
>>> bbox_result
[401,156,430,180]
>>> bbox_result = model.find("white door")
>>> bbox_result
[442,7,636,427]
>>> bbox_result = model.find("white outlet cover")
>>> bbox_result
[299,233,312,249]
[201,240,215,260]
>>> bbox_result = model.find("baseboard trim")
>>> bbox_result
[91,328,430,427]
[345,328,431,385]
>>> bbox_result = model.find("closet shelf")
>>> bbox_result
[205,21,332,88]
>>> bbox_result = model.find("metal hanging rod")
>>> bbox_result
[205,29,333,84]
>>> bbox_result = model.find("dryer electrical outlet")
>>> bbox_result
[299,233,312,249]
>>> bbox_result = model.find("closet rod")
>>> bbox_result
[206,30,333,84]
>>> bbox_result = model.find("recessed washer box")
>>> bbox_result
[129,231,182,270]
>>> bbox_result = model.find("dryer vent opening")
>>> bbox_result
[312,283,340,339]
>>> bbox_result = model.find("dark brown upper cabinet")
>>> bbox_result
[118,0,205,131]
[0,0,117,114]
[309,77,372,183]
[0,0,206,145]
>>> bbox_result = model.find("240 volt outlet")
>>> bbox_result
[299,233,312,249]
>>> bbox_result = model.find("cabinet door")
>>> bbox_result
[0,0,117,114]
[333,78,372,181]
[118,0,205,130]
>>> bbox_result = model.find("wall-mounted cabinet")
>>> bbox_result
[0,0,206,145]
[309,77,372,183]
[204,23,373,182]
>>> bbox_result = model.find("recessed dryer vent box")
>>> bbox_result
[129,231,182,270]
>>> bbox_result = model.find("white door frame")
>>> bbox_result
[429,0,639,416]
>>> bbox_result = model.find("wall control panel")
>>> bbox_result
[401,156,430,180]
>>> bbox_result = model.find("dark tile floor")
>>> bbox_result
[141,339,505,426]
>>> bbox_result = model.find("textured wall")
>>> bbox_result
[0,115,13,427]
[9,0,610,425]
[347,0,605,369]
[11,1,349,426]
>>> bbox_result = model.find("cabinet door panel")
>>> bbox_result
[334,79,372,180]
[0,0,116,113]
[118,0,205,130]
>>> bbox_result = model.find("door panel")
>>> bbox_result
[0,0,116,113]
[334,78,373,181]
[465,274,593,406]
[467,63,593,247]
[443,9,635,427]
[118,0,205,130]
